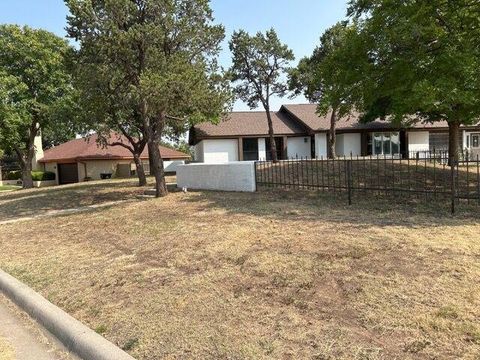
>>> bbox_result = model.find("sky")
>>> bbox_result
[0,0,349,111]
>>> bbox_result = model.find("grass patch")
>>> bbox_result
[0,182,479,359]
[94,325,108,335]
[0,185,20,192]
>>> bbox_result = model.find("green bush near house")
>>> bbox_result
[5,171,21,180]
[32,171,55,181]
[5,171,55,181]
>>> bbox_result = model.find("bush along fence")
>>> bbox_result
[0,155,20,179]
[255,151,480,214]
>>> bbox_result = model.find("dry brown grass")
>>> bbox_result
[0,181,480,359]
[0,337,14,360]
[257,159,480,201]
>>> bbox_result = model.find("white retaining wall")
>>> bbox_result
[164,160,185,173]
[177,162,256,192]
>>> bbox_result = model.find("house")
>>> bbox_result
[190,104,480,163]
[39,133,190,185]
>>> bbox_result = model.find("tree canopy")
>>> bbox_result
[289,22,365,158]
[66,0,232,194]
[229,28,294,161]
[346,0,480,160]
[0,25,74,187]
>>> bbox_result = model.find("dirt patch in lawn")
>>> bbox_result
[1,184,479,359]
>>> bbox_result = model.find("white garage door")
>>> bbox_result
[203,139,239,163]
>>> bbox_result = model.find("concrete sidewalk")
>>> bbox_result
[0,295,75,360]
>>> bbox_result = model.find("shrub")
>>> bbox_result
[5,171,21,180]
[31,171,56,181]
[5,171,55,181]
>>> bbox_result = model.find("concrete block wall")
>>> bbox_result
[177,162,256,192]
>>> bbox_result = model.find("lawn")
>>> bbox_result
[0,181,479,359]
[257,159,480,202]
[0,185,20,192]
[0,337,14,360]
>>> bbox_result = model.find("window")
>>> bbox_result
[369,132,401,156]
[242,138,259,161]
[265,137,284,160]
[472,134,480,148]
[429,133,449,151]
[391,133,400,154]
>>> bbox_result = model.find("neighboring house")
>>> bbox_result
[39,134,190,185]
[190,104,480,163]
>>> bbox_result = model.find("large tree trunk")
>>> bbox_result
[148,151,155,178]
[15,123,38,189]
[148,140,167,197]
[328,110,337,159]
[21,160,33,189]
[133,153,147,187]
[448,120,460,166]
[265,110,278,162]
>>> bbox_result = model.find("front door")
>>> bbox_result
[58,163,79,184]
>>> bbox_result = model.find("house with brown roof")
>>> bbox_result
[190,104,480,162]
[39,133,190,185]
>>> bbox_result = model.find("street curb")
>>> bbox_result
[0,269,135,360]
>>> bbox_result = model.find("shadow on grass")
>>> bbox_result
[181,188,480,229]
[0,179,147,221]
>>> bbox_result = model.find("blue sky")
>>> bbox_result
[0,0,349,111]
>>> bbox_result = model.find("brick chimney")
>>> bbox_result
[32,129,44,171]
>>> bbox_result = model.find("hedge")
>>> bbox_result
[5,171,21,180]
[32,171,56,181]
[5,171,56,181]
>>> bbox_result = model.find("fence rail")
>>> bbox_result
[255,153,480,214]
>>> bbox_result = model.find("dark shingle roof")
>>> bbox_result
[282,104,452,131]
[191,104,480,144]
[40,133,190,163]
[192,111,308,140]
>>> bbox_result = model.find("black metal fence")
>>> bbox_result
[255,152,480,214]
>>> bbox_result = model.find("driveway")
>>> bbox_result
[0,295,75,360]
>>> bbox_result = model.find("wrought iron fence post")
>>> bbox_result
[451,159,456,215]
[477,155,480,205]
[346,160,352,206]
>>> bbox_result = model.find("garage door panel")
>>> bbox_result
[58,163,79,184]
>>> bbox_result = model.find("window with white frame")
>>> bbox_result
[368,132,400,156]
[472,134,480,148]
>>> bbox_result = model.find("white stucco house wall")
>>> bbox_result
[190,104,480,163]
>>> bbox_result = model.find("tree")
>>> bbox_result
[66,0,231,196]
[161,139,193,159]
[0,25,74,188]
[289,22,364,158]
[229,29,294,162]
[42,92,82,149]
[347,0,480,162]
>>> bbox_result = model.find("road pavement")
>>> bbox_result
[0,295,75,360]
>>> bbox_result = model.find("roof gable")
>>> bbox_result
[191,110,309,143]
